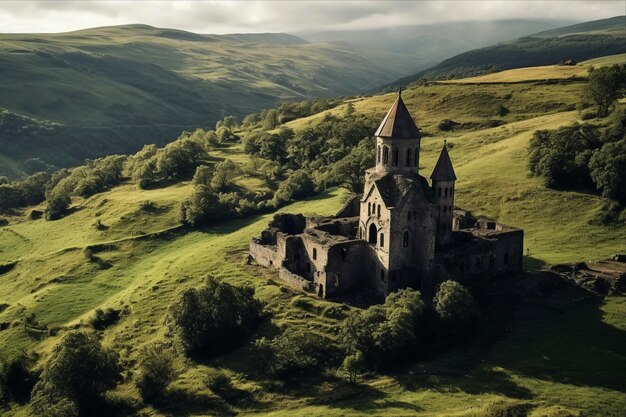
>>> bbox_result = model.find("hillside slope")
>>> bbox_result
[0,62,625,417]
[0,24,413,176]
[386,16,625,88]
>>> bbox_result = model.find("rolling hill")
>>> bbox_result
[0,57,624,416]
[386,16,626,88]
[0,24,418,177]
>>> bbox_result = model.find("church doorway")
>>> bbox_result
[368,224,378,244]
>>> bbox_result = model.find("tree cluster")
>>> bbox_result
[29,331,121,417]
[529,108,626,207]
[170,276,264,357]
[240,98,341,129]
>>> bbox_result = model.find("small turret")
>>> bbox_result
[431,142,456,245]
[374,91,421,175]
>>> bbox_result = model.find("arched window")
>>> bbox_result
[377,204,381,218]
[367,202,371,215]
[383,146,389,164]
[438,187,442,197]
[377,145,381,163]
[393,149,399,166]
[406,149,411,166]
[379,233,385,248]
[504,252,509,266]
[368,223,377,244]
[403,231,409,248]
[313,248,317,260]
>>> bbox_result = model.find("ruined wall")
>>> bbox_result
[279,268,314,292]
[249,241,279,267]
[323,240,369,297]
[437,228,524,284]
[335,194,362,218]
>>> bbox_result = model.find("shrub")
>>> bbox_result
[342,351,365,383]
[483,400,534,417]
[91,308,121,330]
[30,331,121,415]
[255,328,334,377]
[170,276,264,356]
[0,217,8,227]
[210,160,238,192]
[339,289,425,368]
[180,185,223,227]
[433,280,478,339]
[0,354,37,403]
[136,343,178,404]
[273,170,315,204]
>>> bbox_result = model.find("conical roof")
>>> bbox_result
[430,144,457,181]
[374,92,421,139]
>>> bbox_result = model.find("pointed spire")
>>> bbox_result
[430,143,457,181]
[374,91,421,139]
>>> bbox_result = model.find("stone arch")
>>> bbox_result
[368,223,377,244]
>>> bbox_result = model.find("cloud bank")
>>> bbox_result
[0,1,623,34]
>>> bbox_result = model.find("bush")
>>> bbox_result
[434,280,478,338]
[30,331,121,415]
[273,170,315,204]
[0,217,8,227]
[136,343,178,404]
[0,354,37,403]
[170,276,264,356]
[91,308,121,330]
[255,328,334,377]
[483,400,534,417]
[180,185,223,227]
[339,289,425,368]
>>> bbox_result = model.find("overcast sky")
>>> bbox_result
[0,1,623,34]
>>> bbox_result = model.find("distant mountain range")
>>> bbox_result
[384,16,626,89]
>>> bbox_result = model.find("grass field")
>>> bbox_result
[440,53,625,84]
[1,59,625,416]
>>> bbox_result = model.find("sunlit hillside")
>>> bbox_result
[1,57,625,417]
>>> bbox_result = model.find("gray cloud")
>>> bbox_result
[0,1,623,34]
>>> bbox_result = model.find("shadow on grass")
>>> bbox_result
[489,293,626,393]
[155,387,235,417]
[523,256,547,271]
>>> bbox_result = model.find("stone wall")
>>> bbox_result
[279,268,314,292]
[249,240,279,267]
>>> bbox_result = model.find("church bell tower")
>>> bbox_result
[375,91,422,175]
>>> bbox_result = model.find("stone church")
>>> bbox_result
[249,92,524,298]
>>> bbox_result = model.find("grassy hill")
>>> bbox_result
[1,59,625,416]
[437,53,625,84]
[0,24,417,176]
[386,16,625,88]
